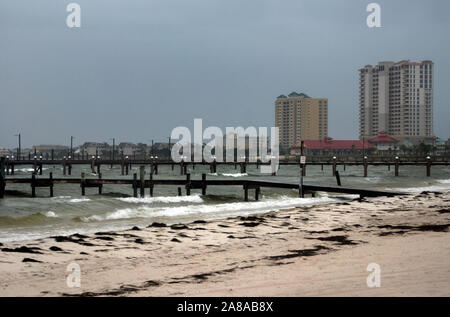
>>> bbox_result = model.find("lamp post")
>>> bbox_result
[151,139,154,158]
[168,136,171,160]
[109,138,115,168]
[112,138,115,161]
[362,136,365,159]
[70,136,74,157]
[14,133,21,160]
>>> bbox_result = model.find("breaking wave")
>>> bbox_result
[117,194,204,204]
[0,211,60,227]
[80,195,345,222]
[221,173,248,177]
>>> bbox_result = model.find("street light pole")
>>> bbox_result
[362,136,365,158]
[14,133,21,160]
[167,136,171,160]
[109,138,115,160]
[109,138,115,168]
[152,139,154,158]
[70,136,74,157]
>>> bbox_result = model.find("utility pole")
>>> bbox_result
[168,136,171,160]
[109,138,115,168]
[70,136,74,157]
[362,136,365,158]
[14,133,21,160]
[299,141,305,198]
[109,138,115,160]
[151,139,154,158]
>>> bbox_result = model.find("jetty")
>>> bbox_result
[1,156,448,178]
[0,157,406,200]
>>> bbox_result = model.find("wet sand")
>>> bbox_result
[0,191,449,296]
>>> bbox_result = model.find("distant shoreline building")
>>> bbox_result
[290,137,375,156]
[32,145,69,158]
[275,92,328,152]
[359,60,434,144]
[290,131,400,156]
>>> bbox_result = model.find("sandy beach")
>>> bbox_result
[0,190,449,297]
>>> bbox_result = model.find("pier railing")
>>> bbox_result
[1,157,448,178]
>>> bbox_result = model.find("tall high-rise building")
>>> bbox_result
[359,60,434,142]
[275,92,328,151]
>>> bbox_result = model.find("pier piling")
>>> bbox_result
[149,172,154,197]
[49,172,54,197]
[133,173,138,197]
[81,172,86,196]
[139,166,145,197]
[332,158,337,176]
[201,173,207,195]
[98,173,103,195]
[0,157,5,198]
[363,158,368,177]
[186,173,191,196]
[255,186,260,201]
[31,173,36,198]
[395,158,399,176]
[335,170,342,186]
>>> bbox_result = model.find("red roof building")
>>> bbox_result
[291,137,376,155]
[368,131,398,144]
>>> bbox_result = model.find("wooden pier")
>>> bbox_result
[1,169,405,201]
[2,157,448,178]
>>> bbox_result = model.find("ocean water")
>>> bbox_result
[1,163,450,242]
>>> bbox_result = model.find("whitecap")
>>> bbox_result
[117,194,203,204]
[68,198,91,203]
[84,195,347,222]
[44,211,58,218]
[221,173,248,178]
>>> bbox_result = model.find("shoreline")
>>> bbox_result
[0,190,449,296]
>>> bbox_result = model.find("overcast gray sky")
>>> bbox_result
[1,0,449,148]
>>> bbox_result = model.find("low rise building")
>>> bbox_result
[118,142,137,156]
[368,131,399,154]
[0,148,12,158]
[32,145,70,158]
[291,137,376,156]
[80,142,110,157]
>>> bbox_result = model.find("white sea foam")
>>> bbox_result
[364,177,381,183]
[44,211,58,218]
[15,167,49,173]
[82,195,344,222]
[117,194,204,204]
[437,179,450,184]
[221,173,248,177]
[394,182,450,193]
[68,198,91,203]
[53,196,91,203]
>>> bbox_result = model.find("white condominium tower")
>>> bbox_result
[359,60,434,142]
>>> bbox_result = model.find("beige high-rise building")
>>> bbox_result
[275,92,328,151]
[359,60,434,143]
